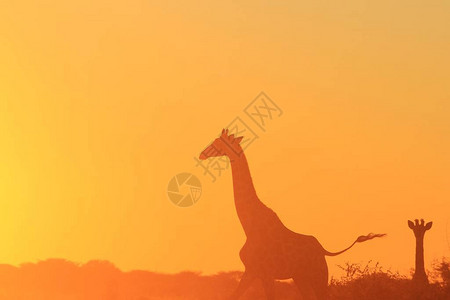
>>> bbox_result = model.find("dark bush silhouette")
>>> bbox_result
[0,258,448,299]
[329,260,449,300]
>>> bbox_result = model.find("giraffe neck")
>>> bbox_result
[414,236,427,280]
[230,153,256,198]
[229,152,287,238]
[230,152,264,236]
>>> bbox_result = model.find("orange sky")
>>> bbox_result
[1,0,449,279]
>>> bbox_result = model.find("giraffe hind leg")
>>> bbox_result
[293,274,328,300]
[311,256,329,300]
[261,277,275,300]
[293,277,317,300]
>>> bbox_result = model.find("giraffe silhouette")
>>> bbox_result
[408,218,432,285]
[199,129,386,300]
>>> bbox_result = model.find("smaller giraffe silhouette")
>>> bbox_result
[408,218,432,285]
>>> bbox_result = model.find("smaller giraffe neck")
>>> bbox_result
[414,237,427,279]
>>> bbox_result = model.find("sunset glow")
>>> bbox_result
[1,0,449,283]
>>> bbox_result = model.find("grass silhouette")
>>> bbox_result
[0,258,448,299]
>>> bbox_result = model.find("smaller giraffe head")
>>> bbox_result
[199,129,244,161]
[408,219,432,238]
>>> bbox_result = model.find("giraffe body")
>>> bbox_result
[239,220,326,279]
[200,129,385,299]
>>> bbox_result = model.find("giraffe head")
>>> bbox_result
[199,129,244,161]
[408,219,432,239]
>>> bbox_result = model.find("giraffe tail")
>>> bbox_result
[323,233,386,257]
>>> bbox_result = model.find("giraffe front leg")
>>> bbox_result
[229,271,255,300]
